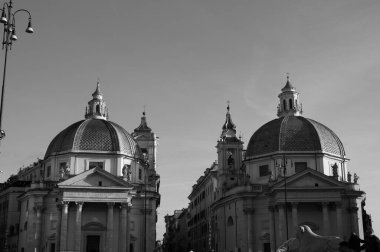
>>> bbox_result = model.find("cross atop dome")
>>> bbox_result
[277,74,302,117]
[85,81,109,120]
[281,73,296,92]
[92,78,103,100]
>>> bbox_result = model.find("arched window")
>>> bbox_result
[283,100,286,110]
[289,99,293,109]
[96,104,100,113]
[227,216,234,226]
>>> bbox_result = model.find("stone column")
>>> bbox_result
[107,202,115,252]
[336,202,342,237]
[120,203,128,252]
[75,202,84,252]
[56,204,62,252]
[268,206,276,252]
[291,203,298,237]
[60,201,69,251]
[322,202,330,235]
[34,204,44,252]
[278,204,285,244]
[243,208,254,252]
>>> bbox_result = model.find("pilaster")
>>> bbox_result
[243,208,255,252]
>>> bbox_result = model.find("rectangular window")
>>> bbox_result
[46,166,51,177]
[295,162,307,173]
[89,162,104,170]
[138,169,142,180]
[259,165,269,176]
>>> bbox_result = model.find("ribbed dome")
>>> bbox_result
[245,116,345,159]
[44,118,141,159]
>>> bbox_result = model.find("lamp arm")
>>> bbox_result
[12,9,32,19]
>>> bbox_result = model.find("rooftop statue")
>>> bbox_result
[277,225,343,252]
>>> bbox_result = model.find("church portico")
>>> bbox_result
[56,200,132,252]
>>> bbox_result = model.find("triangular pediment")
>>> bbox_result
[271,168,345,190]
[58,167,133,189]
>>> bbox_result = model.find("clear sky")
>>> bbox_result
[0,0,379,240]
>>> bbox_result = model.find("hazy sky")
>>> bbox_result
[0,0,379,239]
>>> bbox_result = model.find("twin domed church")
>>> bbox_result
[184,77,368,252]
[0,77,369,252]
[0,84,160,252]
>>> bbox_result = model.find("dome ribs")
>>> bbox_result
[245,116,345,159]
[44,119,140,158]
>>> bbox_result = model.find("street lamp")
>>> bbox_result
[0,0,34,141]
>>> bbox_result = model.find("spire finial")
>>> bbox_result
[286,72,290,82]
[227,100,230,113]
[134,105,152,133]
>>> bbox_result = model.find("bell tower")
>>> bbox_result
[216,103,244,191]
[277,75,302,117]
[132,110,158,170]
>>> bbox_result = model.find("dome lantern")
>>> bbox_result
[277,74,302,117]
[85,81,109,120]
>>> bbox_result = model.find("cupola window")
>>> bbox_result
[283,100,286,110]
[139,168,142,180]
[289,99,293,109]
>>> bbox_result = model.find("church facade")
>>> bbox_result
[0,84,160,252]
[187,78,366,252]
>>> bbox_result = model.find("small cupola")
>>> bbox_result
[277,74,302,117]
[85,81,109,120]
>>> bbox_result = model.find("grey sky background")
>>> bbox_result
[0,0,379,239]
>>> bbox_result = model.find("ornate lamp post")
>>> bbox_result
[0,0,34,140]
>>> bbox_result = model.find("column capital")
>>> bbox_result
[277,203,285,209]
[291,202,299,207]
[60,201,70,206]
[335,202,342,208]
[120,202,129,208]
[76,201,84,211]
[33,203,45,213]
[321,202,330,207]
[107,202,115,208]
